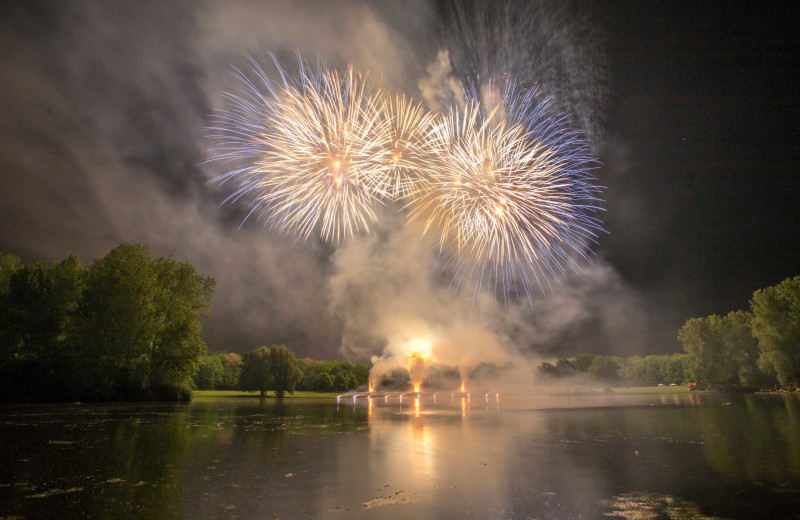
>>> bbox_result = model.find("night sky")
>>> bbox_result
[0,1,798,359]
[601,1,799,344]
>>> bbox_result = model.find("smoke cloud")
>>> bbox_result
[329,218,526,382]
[417,50,465,112]
[329,214,649,387]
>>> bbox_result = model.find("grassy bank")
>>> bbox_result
[612,386,690,394]
[196,387,698,399]
[193,390,342,399]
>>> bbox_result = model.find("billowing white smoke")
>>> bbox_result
[328,218,530,390]
[328,220,648,391]
[417,50,465,112]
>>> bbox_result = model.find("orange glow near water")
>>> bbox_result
[408,349,430,397]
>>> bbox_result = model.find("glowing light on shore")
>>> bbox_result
[408,342,432,395]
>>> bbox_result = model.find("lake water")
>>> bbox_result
[1,391,799,519]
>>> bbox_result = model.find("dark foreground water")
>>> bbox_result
[1,391,799,520]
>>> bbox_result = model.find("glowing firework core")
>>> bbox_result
[409,347,431,394]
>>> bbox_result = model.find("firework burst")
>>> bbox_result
[377,95,437,199]
[409,80,603,299]
[209,56,604,300]
[208,57,392,244]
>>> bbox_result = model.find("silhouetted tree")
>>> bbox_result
[266,344,302,398]
[665,354,690,384]
[0,255,84,395]
[148,257,215,389]
[76,244,213,398]
[555,358,576,377]
[723,310,769,388]
[239,346,272,398]
[751,276,800,387]
[679,311,769,389]
[0,244,214,401]
[240,345,302,398]
[589,356,621,383]
[217,352,243,389]
[195,354,224,389]
[538,362,559,378]
[678,315,730,386]
[573,353,595,372]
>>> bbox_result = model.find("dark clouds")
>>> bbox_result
[1,1,797,360]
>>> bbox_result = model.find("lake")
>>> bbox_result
[1,391,799,519]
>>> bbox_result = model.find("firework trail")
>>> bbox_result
[409,79,603,299]
[436,0,607,145]
[208,56,394,244]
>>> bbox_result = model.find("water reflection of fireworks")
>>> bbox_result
[337,390,501,416]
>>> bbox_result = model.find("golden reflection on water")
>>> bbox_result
[410,416,433,480]
[330,392,800,519]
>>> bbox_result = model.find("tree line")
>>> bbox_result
[538,353,691,386]
[0,244,215,401]
[539,275,800,390]
[193,347,370,396]
[678,275,800,389]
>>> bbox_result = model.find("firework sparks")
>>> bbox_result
[208,56,393,244]
[378,95,437,199]
[409,80,603,299]
[209,56,604,300]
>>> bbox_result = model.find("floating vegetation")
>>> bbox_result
[362,490,416,509]
[600,492,727,520]
[25,487,84,499]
